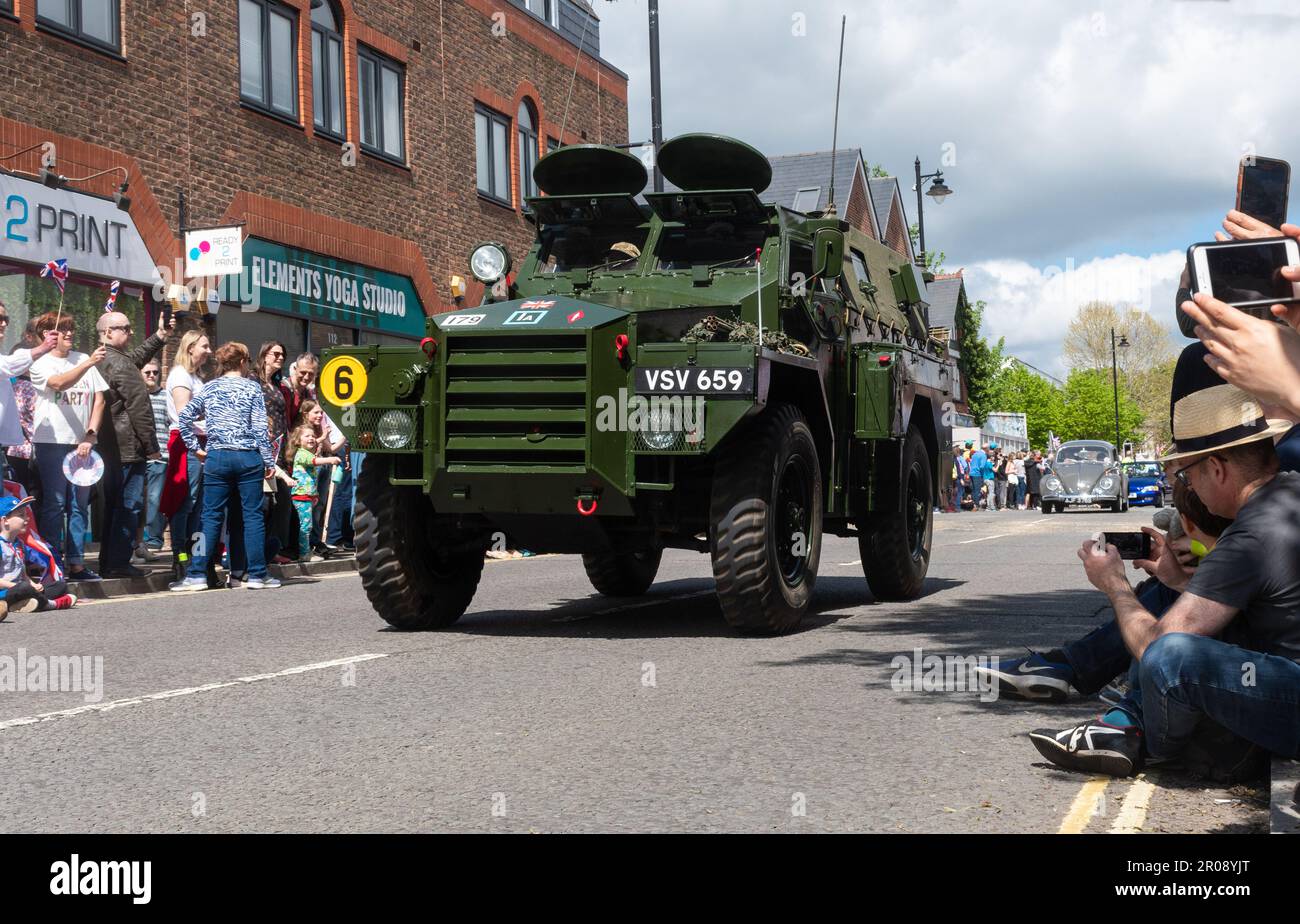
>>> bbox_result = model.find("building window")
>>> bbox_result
[36,0,120,52]
[311,0,345,138]
[475,104,511,205]
[547,136,560,153]
[518,100,540,205]
[358,46,405,162]
[239,0,298,119]
[792,186,821,212]
[1,0,15,16]
[524,0,558,28]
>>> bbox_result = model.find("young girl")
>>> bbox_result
[288,425,341,562]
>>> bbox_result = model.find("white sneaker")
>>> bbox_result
[169,576,207,592]
[245,577,282,589]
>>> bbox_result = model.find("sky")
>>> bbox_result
[589,0,1300,376]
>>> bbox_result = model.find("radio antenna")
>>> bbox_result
[825,15,847,216]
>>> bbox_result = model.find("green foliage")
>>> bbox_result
[985,363,1064,448]
[867,163,891,178]
[956,297,1003,424]
[906,222,946,274]
[1059,368,1144,445]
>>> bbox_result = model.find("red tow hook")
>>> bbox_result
[576,497,598,516]
[420,337,438,360]
[614,334,629,365]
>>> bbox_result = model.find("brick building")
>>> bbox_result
[0,0,628,355]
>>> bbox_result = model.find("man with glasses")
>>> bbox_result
[1028,343,1300,779]
[93,310,172,579]
[137,360,169,561]
[0,300,58,486]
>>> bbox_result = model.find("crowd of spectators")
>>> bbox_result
[0,300,357,616]
[950,444,1045,511]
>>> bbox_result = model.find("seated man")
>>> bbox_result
[975,478,1231,703]
[1030,344,1300,777]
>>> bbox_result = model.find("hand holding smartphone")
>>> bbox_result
[1237,155,1290,230]
[1103,531,1153,561]
[1187,237,1300,319]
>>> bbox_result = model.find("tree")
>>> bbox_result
[956,297,1003,424]
[986,362,1064,449]
[907,222,945,274]
[1129,358,1176,452]
[866,163,891,179]
[1058,368,1144,445]
[1062,301,1174,375]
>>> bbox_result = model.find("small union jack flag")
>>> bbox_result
[39,258,68,292]
[104,280,120,313]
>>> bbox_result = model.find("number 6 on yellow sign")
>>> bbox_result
[319,355,368,407]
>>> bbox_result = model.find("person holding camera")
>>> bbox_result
[1028,343,1300,778]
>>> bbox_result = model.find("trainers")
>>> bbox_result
[51,594,77,610]
[1029,720,1143,777]
[103,565,148,580]
[169,576,208,592]
[227,572,245,589]
[1098,677,1131,708]
[68,568,102,582]
[12,597,41,613]
[244,576,281,589]
[972,651,1079,702]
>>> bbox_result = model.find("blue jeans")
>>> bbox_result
[188,449,267,581]
[969,476,984,509]
[169,451,203,558]
[954,475,967,509]
[1015,480,1026,507]
[99,460,147,572]
[34,442,91,568]
[327,458,353,545]
[1062,581,1180,694]
[1128,633,1300,760]
[144,459,167,549]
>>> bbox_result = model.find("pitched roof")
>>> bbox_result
[925,271,965,332]
[764,149,861,215]
[867,177,899,243]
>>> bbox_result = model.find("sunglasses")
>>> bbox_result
[268,350,285,358]
[143,370,160,376]
[0,316,9,325]
[107,324,132,333]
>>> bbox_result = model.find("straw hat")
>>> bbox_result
[1160,343,1291,463]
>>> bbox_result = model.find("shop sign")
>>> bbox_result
[184,226,243,277]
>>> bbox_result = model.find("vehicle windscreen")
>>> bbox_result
[535,225,650,275]
[1056,446,1112,464]
[654,220,767,271]
[1124,462,1162,477]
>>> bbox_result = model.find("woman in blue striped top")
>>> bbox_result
[171,342,280,591]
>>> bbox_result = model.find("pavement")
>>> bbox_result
[0,506,1279,833]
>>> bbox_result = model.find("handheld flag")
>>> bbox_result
[104,280,120,313]
[40,258,69,293]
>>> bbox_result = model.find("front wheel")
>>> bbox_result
[353,462,484,629]
[709,404,823,634]
[859,427,934,600]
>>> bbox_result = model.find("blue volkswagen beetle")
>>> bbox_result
[1123,460,1170,508]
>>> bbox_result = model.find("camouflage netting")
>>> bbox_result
[681,316,811,357]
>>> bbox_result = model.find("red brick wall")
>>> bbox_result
[842,171,873,239]
[0,0,628,315]
[884,197,911,259]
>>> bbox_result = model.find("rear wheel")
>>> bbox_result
[582,547,662,596]
[353,462,484,629]
[709,404,822,634]
[860,427,934,600]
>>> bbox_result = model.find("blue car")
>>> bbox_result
[1124,461,1170,507]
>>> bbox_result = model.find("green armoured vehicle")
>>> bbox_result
[320,134,954,633]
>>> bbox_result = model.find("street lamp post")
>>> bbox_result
[1111,328,1130,451]
[913,157,953,268]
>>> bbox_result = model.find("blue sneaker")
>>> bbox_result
[68,568,102,582]
[972,651,1079,702]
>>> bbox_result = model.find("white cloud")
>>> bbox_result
[962,250,1186,377]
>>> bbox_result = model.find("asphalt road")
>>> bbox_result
[0,506,1269,833]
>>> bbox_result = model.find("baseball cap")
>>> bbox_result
[0,495,36,518]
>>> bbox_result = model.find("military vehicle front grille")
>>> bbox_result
[443,333,588,471]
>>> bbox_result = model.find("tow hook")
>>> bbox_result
[576,490,600,516]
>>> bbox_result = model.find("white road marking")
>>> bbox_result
[958,533,1009,544]
[838,560,861,566]
[0,653,388,732]
[1108,778,1156,833]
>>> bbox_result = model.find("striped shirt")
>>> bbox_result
[177,374,274,469]
[148,390,170,461]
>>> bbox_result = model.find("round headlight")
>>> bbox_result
[469,243,510,283]
[377,409,416,449]
[640,407,677,450]
[1045,476,1062,491]
[1097,476,1115,491]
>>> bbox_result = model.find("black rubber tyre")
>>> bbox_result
[1040,500,1053,515]
[353,462,483,630]
[709,404,822,634]
[1154,493,1164,508]
[859,427,934,600]
[582,547,663,596]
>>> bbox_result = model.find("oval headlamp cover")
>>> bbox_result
[470,244,509,283]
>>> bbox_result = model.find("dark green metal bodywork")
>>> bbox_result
[323,139,954,555]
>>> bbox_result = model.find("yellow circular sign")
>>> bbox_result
[319,355,369,406]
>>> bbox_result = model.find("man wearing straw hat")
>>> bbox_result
[1030,342,1300,778]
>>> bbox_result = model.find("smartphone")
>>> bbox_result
[1236,156,1290,229]
[1104,531,1152,561]
[1187,237,1300,317]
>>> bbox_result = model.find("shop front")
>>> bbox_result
[213,237,426,357]
[0,169,162,354]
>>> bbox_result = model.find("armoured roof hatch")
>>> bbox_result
[533,144,649,196]
[657,134,773,194]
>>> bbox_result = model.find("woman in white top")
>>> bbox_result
[28,313,108,580]
[166,330,211,571]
